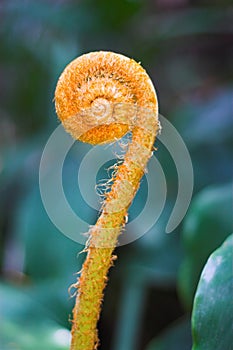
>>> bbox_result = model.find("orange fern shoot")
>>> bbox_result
[55,51,159,350]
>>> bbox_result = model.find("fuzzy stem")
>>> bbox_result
[71,119,158,349]
[54,51,159,350]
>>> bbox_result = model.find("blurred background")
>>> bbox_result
[0,1,232,349]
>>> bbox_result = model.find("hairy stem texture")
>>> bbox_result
[55,51,159,350]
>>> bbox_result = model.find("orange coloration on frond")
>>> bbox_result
[55,51,158,144]
[54,51,159,350]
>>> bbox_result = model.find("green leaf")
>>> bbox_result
[191,234,233,350]
[178,183,233,309]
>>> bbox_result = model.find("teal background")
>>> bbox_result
[0,1,232,349]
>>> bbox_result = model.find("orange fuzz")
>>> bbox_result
[55,51,158,144]
[54,51,159,350]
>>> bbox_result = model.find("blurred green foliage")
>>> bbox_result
[146,317,191,350]
[0,1,232,349]
[178,183,232,309]
[192,234,233,350]
[0,283,70,350]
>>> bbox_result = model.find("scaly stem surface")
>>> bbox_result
[54,51,159,350]
[71,125,158,349]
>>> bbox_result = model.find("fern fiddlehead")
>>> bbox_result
[55,51,159,350]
